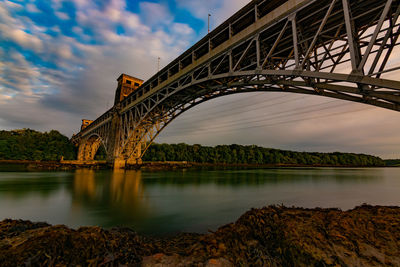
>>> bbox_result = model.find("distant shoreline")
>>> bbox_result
[0,159,394,171]
[0,160,106,170]
[139,161,390,170]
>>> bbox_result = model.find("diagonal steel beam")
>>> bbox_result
[301,0,338,69]
[262,20,290,68]
[233,37,256,71]
[358,0,393,71]
[342,0,360,73]
[290,14,300,67]
[369,4,400,76]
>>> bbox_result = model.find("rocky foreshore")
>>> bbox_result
[1,205,400,266]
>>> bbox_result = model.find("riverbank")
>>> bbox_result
[1,205,399,266]
[0,159,391,171]
[139,161,390,170]
[0,160,107,170]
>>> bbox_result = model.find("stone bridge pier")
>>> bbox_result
[74,74,145,168]
[76,118,143,168]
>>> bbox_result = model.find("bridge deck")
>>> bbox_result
[77,0,312,137]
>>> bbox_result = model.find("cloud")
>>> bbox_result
[139,2,173,27]
[26,3,41,13]
[4,1,23,10]
[0,26,44,52]
[0,50,41,95]
[51,0,63,10]
[172,23,195,36]
[176,0,251,32]
[55,11,70,20]
[0,0,197,136]
[176,0,220,20]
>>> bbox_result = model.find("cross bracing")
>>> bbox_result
[72,0,400,167]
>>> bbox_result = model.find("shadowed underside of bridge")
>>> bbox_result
[72,0,400,168]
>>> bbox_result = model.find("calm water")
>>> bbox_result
[0,167,400,235]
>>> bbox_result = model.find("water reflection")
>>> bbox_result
[0,171,66,198]
[0,167,399,235]
[110,170,145,206]
[71,169,150,228]
[141,168,380,186]
[73,169,96,201]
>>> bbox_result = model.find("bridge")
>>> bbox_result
[71,0,400,168]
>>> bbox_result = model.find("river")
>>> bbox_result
[0,167,399,236]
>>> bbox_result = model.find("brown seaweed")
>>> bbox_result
[1,205,399,266]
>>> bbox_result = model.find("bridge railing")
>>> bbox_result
[119,0,294,110]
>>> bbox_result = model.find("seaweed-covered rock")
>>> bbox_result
[0,223,148,266]
[1,205,400,266]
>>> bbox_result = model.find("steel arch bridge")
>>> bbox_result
[72,0,400,168]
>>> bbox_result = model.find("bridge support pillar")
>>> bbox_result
[127,157,142,165]
[77,142,85,163]
[126,144,142,166]
[113,158,126,169]
[110,157,141,169]
[106,106,125,169]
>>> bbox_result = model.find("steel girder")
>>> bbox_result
[74,0,400,163]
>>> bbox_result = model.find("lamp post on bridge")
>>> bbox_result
[208,13,211,33]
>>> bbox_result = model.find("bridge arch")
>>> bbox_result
[77,134,108,162]
[116,70,400,164]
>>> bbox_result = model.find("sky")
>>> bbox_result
[1,0,400,159]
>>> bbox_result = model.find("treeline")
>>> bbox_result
[384,159,400,166]
[0,129,389,167]
[143,143,385,167]
[0,129,76,161]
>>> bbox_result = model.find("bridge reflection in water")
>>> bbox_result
[71,169,150,227]
[67,168,387,234]
[1,167,398,235]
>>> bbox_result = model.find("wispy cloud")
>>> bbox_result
[0,0,196,132]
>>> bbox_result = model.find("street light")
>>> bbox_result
[208,13,211,33]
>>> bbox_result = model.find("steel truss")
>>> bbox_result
[73,0,400,164]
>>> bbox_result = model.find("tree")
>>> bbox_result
[142,143,385,167]
[0,129,77,161]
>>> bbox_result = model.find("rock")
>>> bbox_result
[205,258,233,267]
[1,205,400,266]
[141,253,205,266]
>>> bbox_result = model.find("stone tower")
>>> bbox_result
[114,74,144,105]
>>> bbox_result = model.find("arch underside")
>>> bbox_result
[118,0,400,162]
[117,0,400,162]
[75,0,400,165]
[77,134,108,161]
[118,70,400,162]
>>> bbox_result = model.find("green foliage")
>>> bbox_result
[143,143,385,167]
[0,129,77,161]
[384,159,400,166]
[94,145,107,160]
